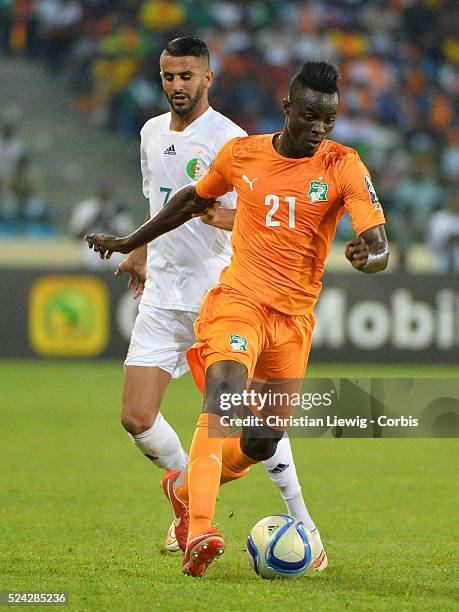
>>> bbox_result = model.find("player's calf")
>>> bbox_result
[126,412,188,471]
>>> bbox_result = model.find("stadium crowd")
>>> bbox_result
[0,0,458,269]
[0,119,54,235]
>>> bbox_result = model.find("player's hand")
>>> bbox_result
[85,233,129,259]
[191,201,221,224]
[345,237,369,269]
[115,257,147,299]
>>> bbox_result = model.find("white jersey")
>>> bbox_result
[140,106,246,312]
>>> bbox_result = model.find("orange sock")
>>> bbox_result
[177,413,228,543]
[177,433,258,495]
[176,432,257,494]
[220,435,257,484]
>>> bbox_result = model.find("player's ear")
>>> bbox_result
[205,68,214,88]
[283,98,291,115]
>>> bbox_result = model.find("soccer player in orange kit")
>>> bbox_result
[86,61,389,577]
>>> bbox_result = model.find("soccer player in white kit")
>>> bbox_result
[113,37,324,558]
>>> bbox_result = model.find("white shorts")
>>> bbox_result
[124,304,198,378]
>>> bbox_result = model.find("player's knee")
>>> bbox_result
[240,436,277,462]
[120,408,156,435]
[204,361,248,416]
[240,426,283,462]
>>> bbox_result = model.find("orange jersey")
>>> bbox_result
[195,134,385,315]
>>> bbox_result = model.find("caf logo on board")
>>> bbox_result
[29,276,109,357]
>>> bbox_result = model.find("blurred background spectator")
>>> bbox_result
[69,183,134,268]
[5,152,53,233]
[0,0,457,271]
[0,121,54,235]
[35,0,83,72]
[0,121,24,192]
[428,188,459,273]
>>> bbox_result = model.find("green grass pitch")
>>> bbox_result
[1,361,458,611]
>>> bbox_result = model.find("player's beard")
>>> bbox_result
[167,82,206,117]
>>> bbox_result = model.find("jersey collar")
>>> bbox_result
[269,133,327,161]
[167,106,215,135]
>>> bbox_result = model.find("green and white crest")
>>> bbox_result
[229,334,247,352]
[308,180,328,203]
[186,158,206,180]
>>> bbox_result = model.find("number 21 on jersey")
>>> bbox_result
[265,194,296,228]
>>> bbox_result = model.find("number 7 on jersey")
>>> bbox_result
[160,186,172,207]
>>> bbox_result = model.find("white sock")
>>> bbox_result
[262,434,317,532]
[130,412,188,471]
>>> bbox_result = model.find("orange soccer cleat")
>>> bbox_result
[182,527,225,578]
[161,470,189,552]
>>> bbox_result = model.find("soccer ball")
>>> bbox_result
[246,514,313,579]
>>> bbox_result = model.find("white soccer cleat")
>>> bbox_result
[309,529,328,571]
[164,520,181,553]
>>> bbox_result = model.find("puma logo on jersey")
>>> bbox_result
[242,175,258,191]
[209,453,222,466]
[164,144,176,155]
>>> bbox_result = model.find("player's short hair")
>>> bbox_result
[163,36,210,65]
[289,61,340,103]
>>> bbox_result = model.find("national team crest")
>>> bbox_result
[308,180,328,203]
[229,334,247,352]
[186,158,207,180]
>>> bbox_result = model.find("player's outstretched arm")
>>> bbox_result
[192,202,236,231]
[85,185,215,259]
[345,224,389,273]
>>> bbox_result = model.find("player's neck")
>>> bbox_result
[169,100,210,132]
[273,132,316,159]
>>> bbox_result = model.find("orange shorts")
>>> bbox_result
[186,284,315,407]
